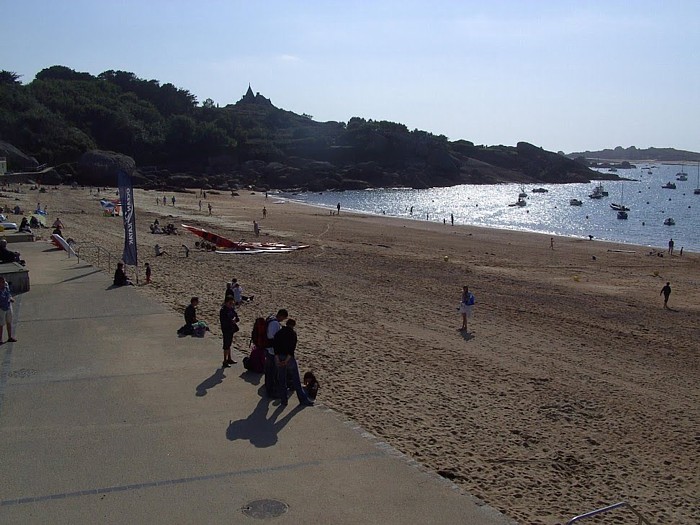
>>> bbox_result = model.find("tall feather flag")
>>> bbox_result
[117,170,138,265]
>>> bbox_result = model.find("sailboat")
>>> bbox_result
[610,183,629,211]
[676,163,688,181]
[694,162,700,195]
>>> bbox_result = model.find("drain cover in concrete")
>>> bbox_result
[241,499,288,519]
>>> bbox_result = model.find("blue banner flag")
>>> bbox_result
[117,170,138,266]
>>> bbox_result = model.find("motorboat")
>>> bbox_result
[663,218,675,226]
[569,198,583,206]
[676,173,688,181]
[518,186,528,199]
[508,198,527,207]
[531,187,548,193]
[588,183,608,199]
[617,211,628,220]
[662,182,677,189]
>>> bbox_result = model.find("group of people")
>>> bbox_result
[149,219,177,235]
[180,279,317,407]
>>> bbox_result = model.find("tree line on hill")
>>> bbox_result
[0,66,603,190]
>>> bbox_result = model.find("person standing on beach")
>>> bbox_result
[660,282,672,309]
[263,206,267,218]
[274,319,314,407]
[336,202,341,215]
[145,262,151,284]
[265,309,288,397]
[198,200,202,211]
[219,296,239,368]
[458,285,475,332]
[450,213,454,226]
[668,238,674,255]
[550,237,554,250]
[163,196,167,206]
[253,220,260,237]
[208,203,212,216]
[0,276,17,344]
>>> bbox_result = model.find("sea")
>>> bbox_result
[279,162,700,253]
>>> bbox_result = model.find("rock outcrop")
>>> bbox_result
[77,150,136,186]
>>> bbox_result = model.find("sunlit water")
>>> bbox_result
[280,163,700,252]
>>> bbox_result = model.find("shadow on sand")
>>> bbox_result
[225,389,307,448]
[460,330,474,342]
[196,368,226,397]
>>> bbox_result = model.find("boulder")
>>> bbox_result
[77,150,136,186]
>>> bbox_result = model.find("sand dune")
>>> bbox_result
[13,184,699,524]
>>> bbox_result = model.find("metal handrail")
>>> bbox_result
[75,242,116,273]
[567,501,652,525]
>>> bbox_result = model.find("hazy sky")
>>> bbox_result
[2,0,699,153]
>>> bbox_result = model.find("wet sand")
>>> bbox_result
[14,185,699,524]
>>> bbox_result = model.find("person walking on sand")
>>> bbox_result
[198,200,202,211]
[458,285,475,331]
[145,262,151,284]
[219,296,239,368]
[262,206,267,218]
[0,276,17,344]
[208,203,212,216]
[550,237,554,250]
[660,282,672,309]
[163,196,167,206]
[668,238,674,255]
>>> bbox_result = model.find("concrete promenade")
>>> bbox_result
[0,241,515,524]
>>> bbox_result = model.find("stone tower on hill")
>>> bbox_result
[238,84,272,106]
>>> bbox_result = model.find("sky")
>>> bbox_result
[2,0,699,153]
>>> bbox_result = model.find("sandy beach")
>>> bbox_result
[11,185,699,524]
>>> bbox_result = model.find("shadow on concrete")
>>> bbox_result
[60,269,103,283]
[239,370,262,386]
[225,396,306,448]
[195,368,226,397]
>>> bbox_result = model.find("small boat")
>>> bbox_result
[531,187,548,193]
[617,211,628,220]
[610,184,629,212]
[676,164,688,180]
[662,182,677,189]
[663,218,675,226]
[569,199,583,206]
[588,183,608,199]
[647,170,653,175]
[508,198,527,207]
[518,185,528,199]
[610,203,630,211]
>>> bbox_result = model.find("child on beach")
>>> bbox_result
[458,285,475,331]
[303,371,319,401]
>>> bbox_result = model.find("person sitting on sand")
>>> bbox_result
[18,217,31,233]
[230,279,254,305]
[154,244,168,257]
[113,262,133,286]
[458,285,475,332]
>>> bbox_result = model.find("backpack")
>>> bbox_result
[243,343,266,373]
